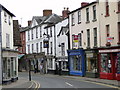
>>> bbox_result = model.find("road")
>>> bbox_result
[18,72,118,89]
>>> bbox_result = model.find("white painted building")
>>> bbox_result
[0,4,18,84]
[25,10,62,73]
[56,18,69,74]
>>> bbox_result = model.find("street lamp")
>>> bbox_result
[28,59,31,81]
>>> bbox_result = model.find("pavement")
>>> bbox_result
[1,77,40,89]
[63,75,120,88]
[1,72,120,89]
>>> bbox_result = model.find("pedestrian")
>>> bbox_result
[34,65,37,73]
[40,64,43,74]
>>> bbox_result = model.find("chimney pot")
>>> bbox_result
[43,9,52,16]
[28,20,32,26]
[81,2,89,7]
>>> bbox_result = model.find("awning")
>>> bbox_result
[18,54,25,59]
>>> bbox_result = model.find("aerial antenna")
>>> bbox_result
[20,17,22,27]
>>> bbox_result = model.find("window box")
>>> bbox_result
[86,21,90,24]
[105,14,110,17]
[92,19,97,22]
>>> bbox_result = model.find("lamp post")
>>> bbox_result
[28,59,31,81]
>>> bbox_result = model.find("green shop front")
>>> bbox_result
[85,49,99,78]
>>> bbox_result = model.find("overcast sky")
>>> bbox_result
[0,0,94,27]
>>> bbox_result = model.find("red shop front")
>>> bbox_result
[99,47,120,81]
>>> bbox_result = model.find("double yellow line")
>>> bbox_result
[28,80,40,90]
[33,80,41,90]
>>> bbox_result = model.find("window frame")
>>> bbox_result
[87,29,90,47]
[78,10,81,24]
[86,8,90,22]
[71,13,75,26]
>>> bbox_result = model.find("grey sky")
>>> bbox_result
[0,0,94,27]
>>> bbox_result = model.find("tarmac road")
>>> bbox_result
[18,72,118,89]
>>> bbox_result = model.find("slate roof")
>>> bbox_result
[57,24,69,37]
[0,4,15,17]
[32,13,62,26]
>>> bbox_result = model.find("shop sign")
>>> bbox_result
[107,37,114,42]
[73,35,78,43]
[72,35,79,49]
[99,49,120,53]
[86,53,93,58]
[43,40,49,48]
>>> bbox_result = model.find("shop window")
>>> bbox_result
[117,53,120,74]
[86,53,97,73]
[7,59,11,78]
[48,59,52,69]
[62,61,68,70]
[101,54,112,73]
[71,55,82,71]
[3,58,7,79]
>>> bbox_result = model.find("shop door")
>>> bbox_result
[100,53,116,80]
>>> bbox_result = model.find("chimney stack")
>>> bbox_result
[81,2,89,7]
[62,7,70,19]
[43,9,52,16]
[28,20,32,26]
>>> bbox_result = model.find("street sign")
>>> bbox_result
[107,37,114,42]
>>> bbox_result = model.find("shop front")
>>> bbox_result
[56,56,68,75]
[85,49,99,78]
[2,49,18,84]
[67,49,85,76]
[99,47,120,80]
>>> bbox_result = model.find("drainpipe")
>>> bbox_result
[0,5,3,85]
[54,25,57,72]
